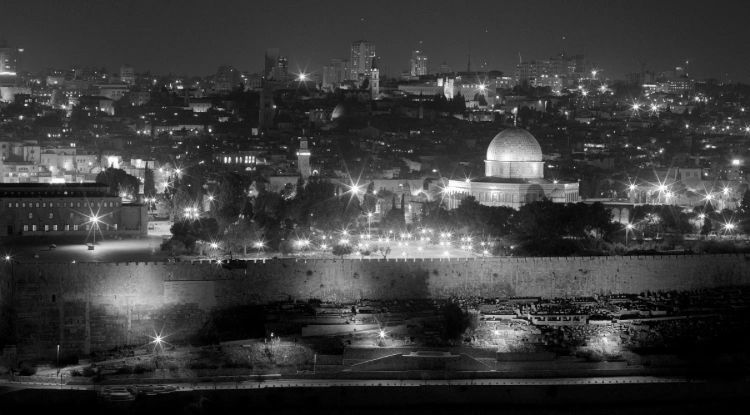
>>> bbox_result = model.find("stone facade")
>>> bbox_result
[1,254,748,359]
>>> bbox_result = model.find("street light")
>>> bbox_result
[86,215,102,248]
[625,223,634,247]
[724,223,736,233]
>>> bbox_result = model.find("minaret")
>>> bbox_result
[370,58,379,99]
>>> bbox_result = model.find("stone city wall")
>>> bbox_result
[1,254,749,359]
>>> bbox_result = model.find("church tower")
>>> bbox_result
[370,58,379,100]
[297,138,312,179]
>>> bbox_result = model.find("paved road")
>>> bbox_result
[2,236,170,263]
[0,375,711,393]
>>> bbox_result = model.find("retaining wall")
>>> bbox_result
[1,254,748,359]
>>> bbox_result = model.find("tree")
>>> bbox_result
[380,197,405,232]
[143,167,156,197]
[285,177,362,231]
[701,217,713,235]
[450,93,466,113]
[169,217,220,251]
[213,172,251,229]
[332,244,352,258]
[224,220,263,256]
[740,190,750,216]
[96,168,140,197]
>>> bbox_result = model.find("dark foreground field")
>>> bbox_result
[2,378,750,415]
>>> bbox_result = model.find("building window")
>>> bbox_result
[28,213,32,219]
[36,202,39,207]
[65,224,69,231]
[70,212,74,218]
[49,213,53,219]
[45,225,49,232]
[73,224,78,231]
[23,225,28,232]
[70,202,73,207]
[113,224,118,231]
[21,202,25,207]
[77,202,80,208]
[32,225,37,232]
[53,225,58,231]
[42,202,46,207]
[15,202,19,207]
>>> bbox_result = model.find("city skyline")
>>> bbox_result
[1,0,749,81]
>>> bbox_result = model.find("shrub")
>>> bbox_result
[332,244,352,257]
[18,361,37,376]
[279,240,294,255]
[133,363,154,374]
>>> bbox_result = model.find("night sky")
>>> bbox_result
[1,0,749,81]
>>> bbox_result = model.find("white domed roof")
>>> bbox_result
[331,104,345,120]
[486,128,542,162]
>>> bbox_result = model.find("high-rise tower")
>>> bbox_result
[297,138,312,179]
[0,41,19,86]
[410,50,428,76]
[350,40,376,82]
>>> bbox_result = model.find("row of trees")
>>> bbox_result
[166,167,750,257]
[421,197,621,256]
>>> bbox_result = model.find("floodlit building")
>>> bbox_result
[119,64,135,85]
[0,183,147,236]
[444,128,579,209]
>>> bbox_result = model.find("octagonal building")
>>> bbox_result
[445,127,579,209]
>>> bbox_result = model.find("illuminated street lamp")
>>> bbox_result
[625,223,634,247]
[86,215,102,249]
[152,334,163,354]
